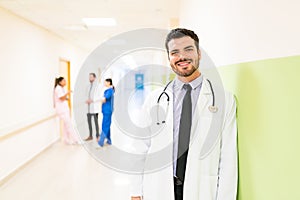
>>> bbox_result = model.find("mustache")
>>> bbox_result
[175,58,193,65]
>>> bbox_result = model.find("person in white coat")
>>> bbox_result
[84,73,101,141]
[130,28,238,200]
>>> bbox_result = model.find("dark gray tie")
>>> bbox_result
[176,84,192,182]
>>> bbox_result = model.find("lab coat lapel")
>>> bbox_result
[164,82,176,200]
[189,78,211,143]
[184,79,214,200]
[165,82,174,149]
[143,83,174,200]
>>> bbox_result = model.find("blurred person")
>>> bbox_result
[98,78,115,147]
[54,77,80,145]
[85,73,101,141]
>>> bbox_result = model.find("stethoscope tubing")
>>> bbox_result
[156,79,217,124]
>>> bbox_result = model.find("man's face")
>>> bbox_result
[167,36,201,77]
[89,75,95,82]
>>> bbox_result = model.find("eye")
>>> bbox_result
[170,51,178,56]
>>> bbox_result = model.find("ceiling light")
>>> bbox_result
[82,18,117,27]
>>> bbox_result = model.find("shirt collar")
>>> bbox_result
[173,74,203,91]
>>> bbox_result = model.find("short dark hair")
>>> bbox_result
[89,73,96,78]
[165,28,199,53]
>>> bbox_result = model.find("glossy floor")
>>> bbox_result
[0,141,132,200]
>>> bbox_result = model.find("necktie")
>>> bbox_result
[176,84,192,182]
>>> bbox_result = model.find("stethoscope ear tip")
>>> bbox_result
[208,105,218,113]
[156,121,165,125]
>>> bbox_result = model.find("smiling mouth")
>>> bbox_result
[177,61,191,68]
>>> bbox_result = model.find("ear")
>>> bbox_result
[198,48,201,60]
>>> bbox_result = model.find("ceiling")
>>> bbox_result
[0,0,180,52]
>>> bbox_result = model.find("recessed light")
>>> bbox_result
[82,18,117,27]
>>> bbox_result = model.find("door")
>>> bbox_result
[59,58,71,140]
[59,58,71,109]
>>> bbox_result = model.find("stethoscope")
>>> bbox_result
[156,79,218,125]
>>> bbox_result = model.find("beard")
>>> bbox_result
[171,59,199,77]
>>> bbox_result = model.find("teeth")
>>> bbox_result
[178,62,189,66]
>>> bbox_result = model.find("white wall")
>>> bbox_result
[0,7,87,181]
[179,0,300,66]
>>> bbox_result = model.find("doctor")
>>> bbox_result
[130,28,237,200]
[85,73,101,141]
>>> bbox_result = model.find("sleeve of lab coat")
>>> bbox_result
[217,93,238,200]
[129,137,151,197]
[129,91,158,197]
[129,111,151,197]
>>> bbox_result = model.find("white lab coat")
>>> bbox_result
[86,82,102,114]
[130,77,238,200]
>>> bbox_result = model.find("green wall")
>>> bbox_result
[218,55,300,200]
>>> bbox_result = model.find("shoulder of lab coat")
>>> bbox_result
[129,88,163,197]
[217,90,238,200]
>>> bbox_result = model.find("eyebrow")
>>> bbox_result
[169,45,195,52]
[169,49,179,53]
[184,45,194,50]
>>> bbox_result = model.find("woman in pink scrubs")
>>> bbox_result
[54,77,80,145]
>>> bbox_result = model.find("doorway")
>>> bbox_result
[59,58,71,140]
[59,58,71,109]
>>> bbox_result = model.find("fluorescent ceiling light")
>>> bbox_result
[82,18,116,27]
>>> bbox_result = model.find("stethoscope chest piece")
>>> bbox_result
[208,105,218,113]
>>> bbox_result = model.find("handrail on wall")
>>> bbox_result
[0,114,57,141]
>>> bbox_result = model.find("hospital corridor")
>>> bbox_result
[0,142,131,200]
[1,0,300,200]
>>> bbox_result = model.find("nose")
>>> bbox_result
[178,52,186,60]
